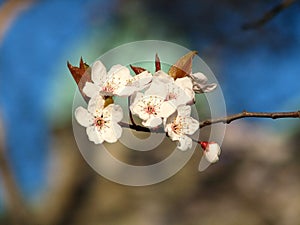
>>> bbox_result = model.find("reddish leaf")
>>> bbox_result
[67,57,91,102]
[130,65,146,75]
[168,51,197,79]
[155,53,161,72]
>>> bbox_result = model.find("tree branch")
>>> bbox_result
[242,0,297,30]
[119,110,300,134]
[199,110,300,128]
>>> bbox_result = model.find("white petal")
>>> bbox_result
[130,92,144,109]
[145,78,168,98]
[199,143,221,171]
[194,83,217,93]
[92,60,107,85]
[87,94,105,116]
[174,77,195,104]
[142,116,162,128]
[100,121,122,143]
[103,104,123,122]
[181,117,199,135]
[86,126,104,144]
[190,72,208,84]
[132,71,153,91]
[112,123,123,140]
[177,105,191,117]
[115,86,136,97]
[130,95,150,121]
[108,65,131,80]
[153,70,173,83]
[205,143,221,163]
[177,135,192,151]
[83,82,101,98]
[75,107,94,127]
[175,77,193,90]
[157,101,176,118]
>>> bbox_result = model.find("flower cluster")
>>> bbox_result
[72,52,222,168]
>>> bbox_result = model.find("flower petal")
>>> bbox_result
[177,105,191,117]
[114,86,136,97]
[175,76,193,90]
[83,82,101,98]
[142,116,162,128]
[194,83,217,93]
[100,121,122,143]
[205,143,221,163]
[130,92,144,109]
[181,117,199,135]
[75,107,94,127]
[86,126,104,144]
[145,78,168,98]
[103,104,123,122]
[108,64,131,80]
[153,70,173,83]
[87,94,105,116]
[190,72,208,84]
[131,71,153,91]
[92,60,107,85]
[157,101,176,118]
[177,135,192,151]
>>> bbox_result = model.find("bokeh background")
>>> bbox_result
[0,0,300,224]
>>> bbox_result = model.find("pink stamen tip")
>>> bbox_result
[199,141,208,150]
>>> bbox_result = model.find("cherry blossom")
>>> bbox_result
[153,70,194,106]
[188,72,217,93]
[83,60,152,97]
[165,105,199,151]
[130,77,178,127]
[75,94,123,144]
[198,142,221,171]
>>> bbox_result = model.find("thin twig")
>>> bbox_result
[119,110,300,134]
[199,110,300,128]
[242,0,297,30]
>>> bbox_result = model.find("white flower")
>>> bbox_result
[153,70,194,106]
[165,105,199,151]
[198,142,221,171]
[75,94,123,144]
[189,72,217,93]
[130,78,177,127]
[83,60,152,97]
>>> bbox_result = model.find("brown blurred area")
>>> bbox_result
[0,0,300,225]
[21,121,300,225]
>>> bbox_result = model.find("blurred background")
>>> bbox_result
[0,0,300,224]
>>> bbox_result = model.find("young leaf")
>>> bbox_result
[155,53,161,72]
[67,57,91,102]
[168,51,197,79]
[130,65,146,75]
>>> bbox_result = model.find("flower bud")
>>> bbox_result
[199,142,221,171]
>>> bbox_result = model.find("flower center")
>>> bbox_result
[145,105,156,114]
[102,83,115,93]
[171,122,182,134]
[94,117,105,128]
